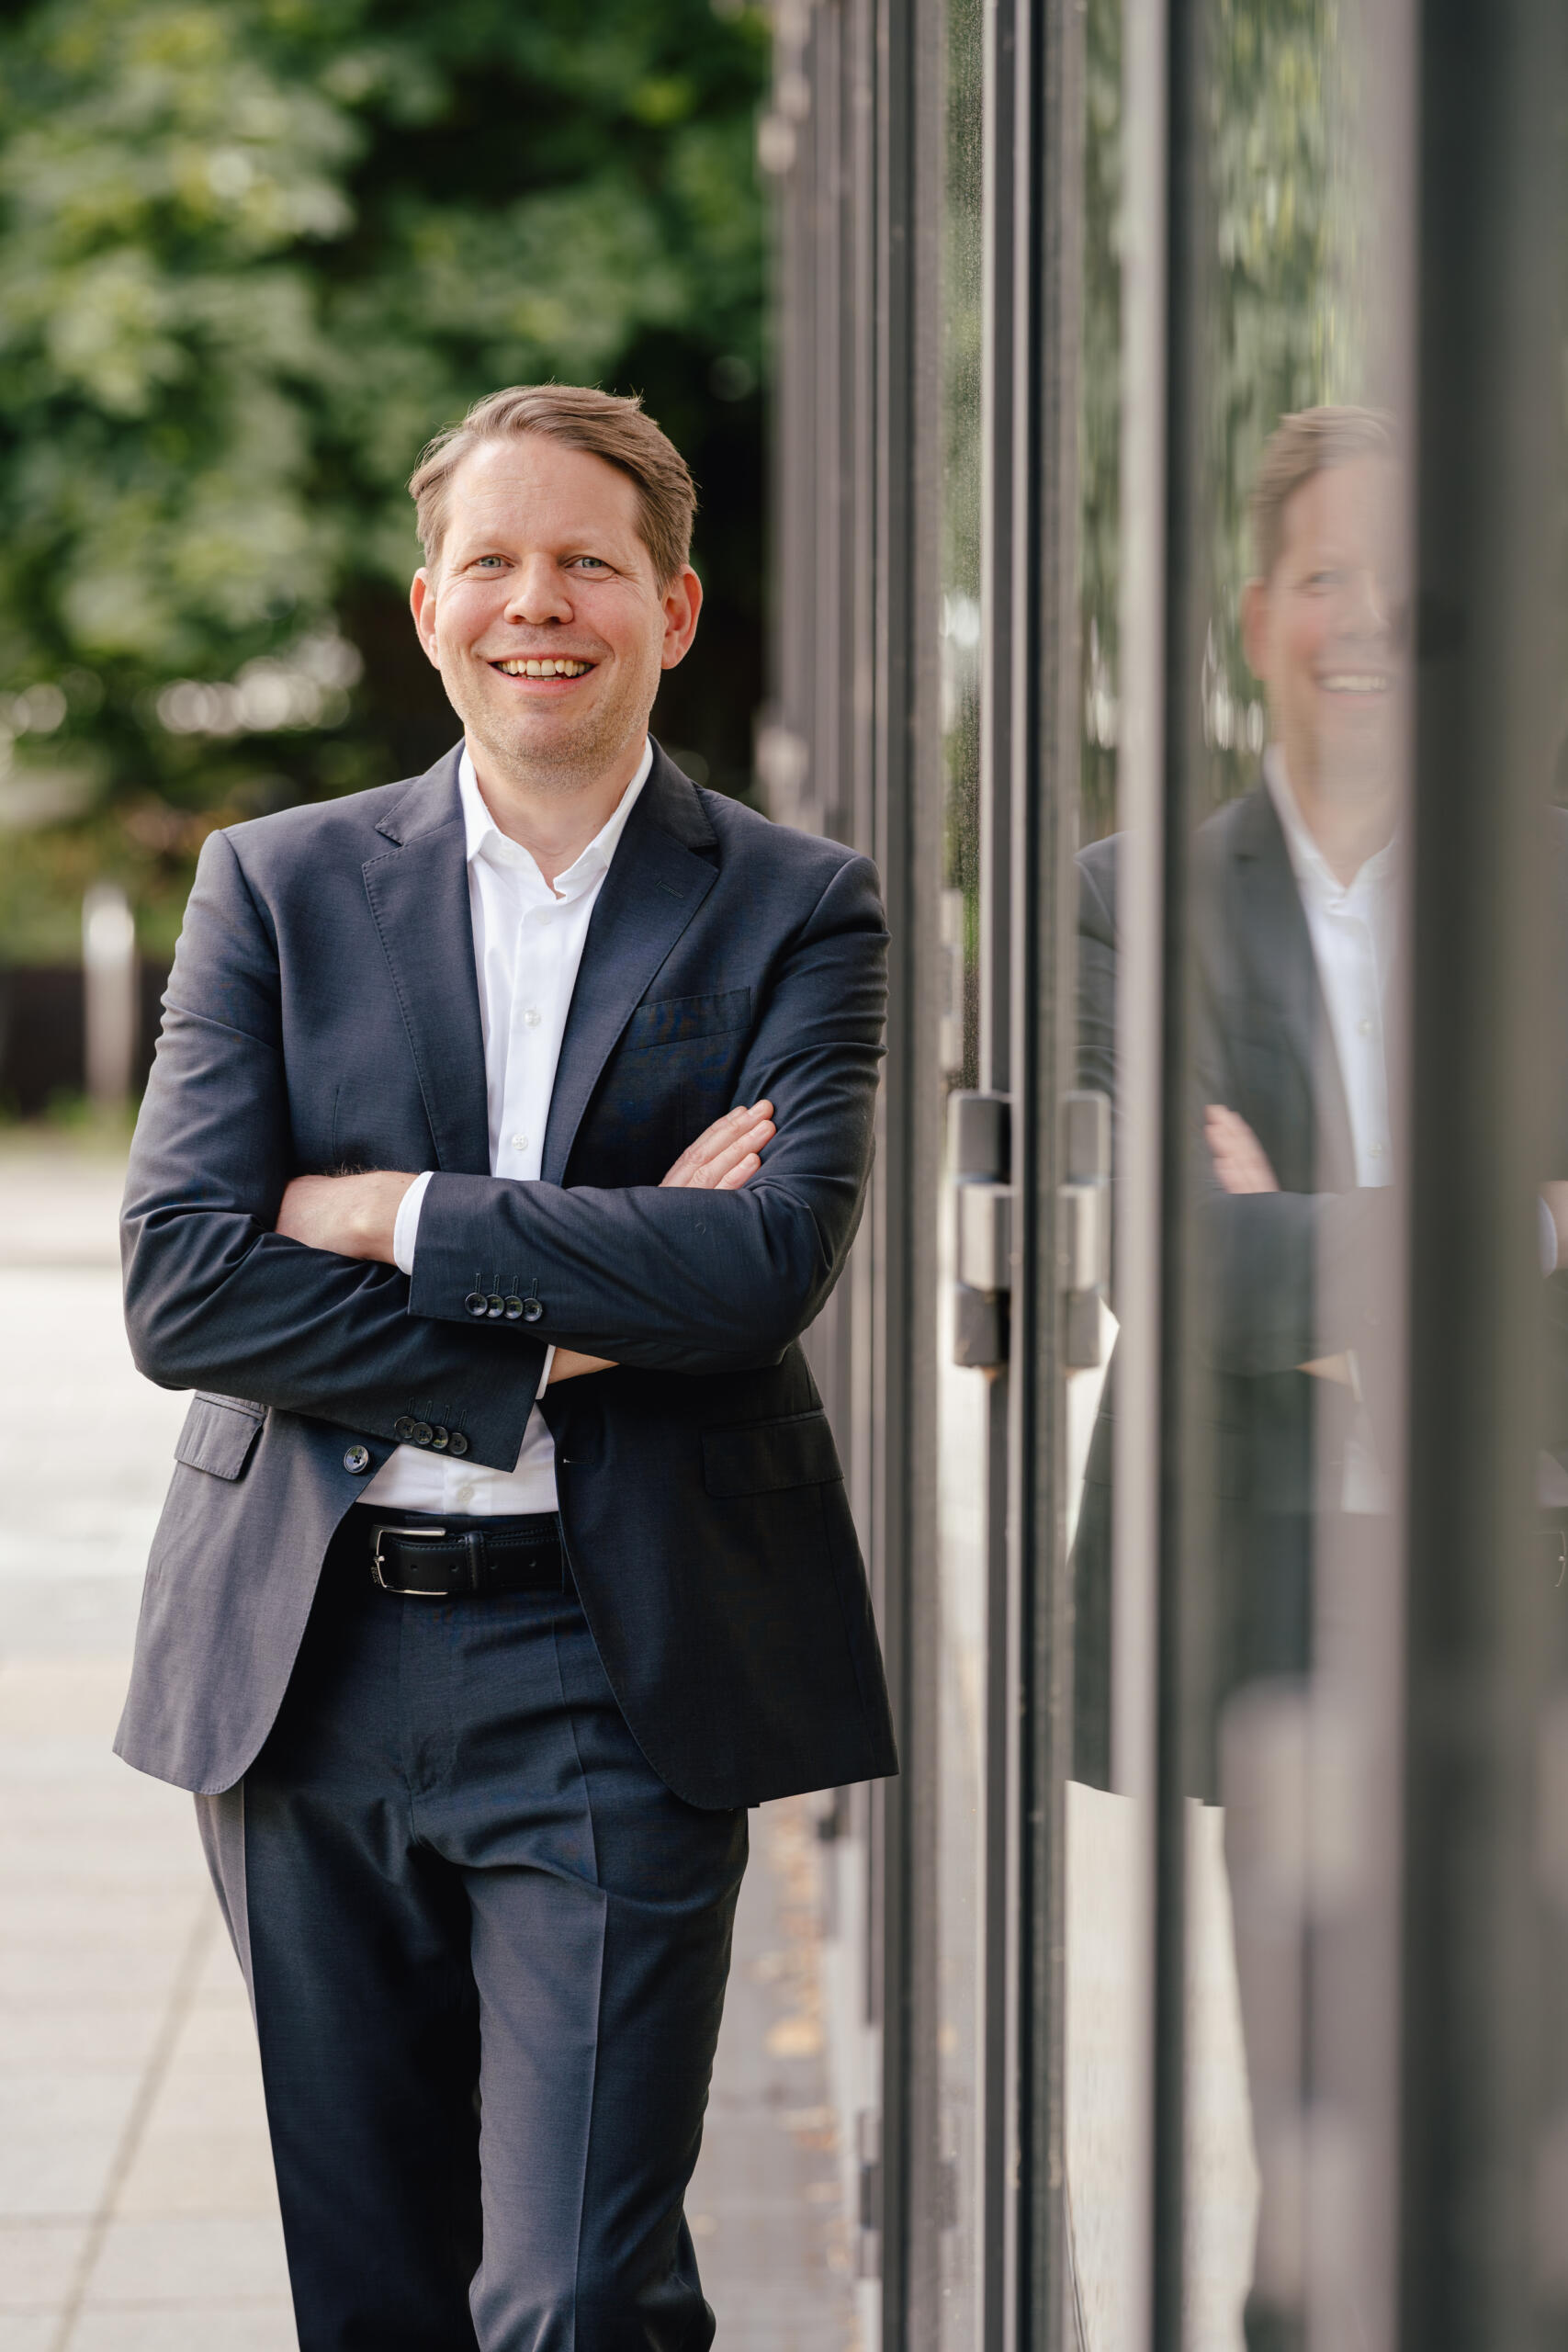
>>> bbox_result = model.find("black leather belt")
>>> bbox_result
[355,1510,564,1599]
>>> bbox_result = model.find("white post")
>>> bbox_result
[82,882,137,1110]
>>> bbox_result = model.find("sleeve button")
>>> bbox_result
[343,1444,371,1475]
[464,1292,489,1317]
[446,1431,469,1457]
[486,1294,505,1319]
[412,1422,433,1447]
[429,1426,449,1452]
[502,1295,525,1321]
[523,1297,544,1324]
[393,1417,416,1441]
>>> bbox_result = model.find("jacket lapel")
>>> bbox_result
[361,747,492,1175]
[543,747,719,1184]
[1232,786,1358,1192]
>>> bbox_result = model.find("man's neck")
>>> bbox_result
[1280,743,1398,889]
[466,733,647,890]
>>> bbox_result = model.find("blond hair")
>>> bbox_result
[409,384,697,585]
[1251,404,1397,580]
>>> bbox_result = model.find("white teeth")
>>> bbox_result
[1322,673,1389,694]
[497,657,591,678]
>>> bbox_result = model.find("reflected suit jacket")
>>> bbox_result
[116,741,899,1807]
[1071,784,1396,1779]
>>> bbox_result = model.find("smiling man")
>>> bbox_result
[1074,406,1407,2352]
[117,385,897,2351]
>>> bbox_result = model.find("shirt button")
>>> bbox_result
[524,1008,542,1028]
[1370,1142,1387,1159]
[344,1444,371,1475]
[1357,1014,1373,1035]
[510,1134,529,1152]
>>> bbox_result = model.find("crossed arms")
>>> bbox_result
[123,824,887,1471]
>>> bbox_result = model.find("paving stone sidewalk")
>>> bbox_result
[0,1135,854,2350]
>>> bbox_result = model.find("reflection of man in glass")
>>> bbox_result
[1203,410,1405,2352]
[1075,406,1406,2352]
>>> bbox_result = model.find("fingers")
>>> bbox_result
[661,1102,775,1190]
[1203,1103,1279,1194]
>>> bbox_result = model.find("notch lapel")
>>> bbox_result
[542,751,719,1185]
[361,748,492,1175]
[1233,787,1357,1191]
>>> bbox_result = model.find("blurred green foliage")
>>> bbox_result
[1078,0,1366,838]
[0,0,770,959]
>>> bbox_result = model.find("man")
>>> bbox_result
[1075,407,1407,2350]
[118,383,897,2350]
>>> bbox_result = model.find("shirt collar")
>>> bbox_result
[457,737,654,899]
[1263,743,1397,905]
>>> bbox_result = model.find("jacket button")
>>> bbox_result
[486,1294,505,1319]
[464,1292,489,1317]
[502,1295,525,1321]
[447,1431,469,1457]
[344,1444,371,1475]
[412,1422,433,1446]
[523,1298,544,1324]
[429,1426,449,1452]
[393,1417,416,1441]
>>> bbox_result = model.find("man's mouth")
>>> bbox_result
[490,656,596,680]
[1318,672,1391,695]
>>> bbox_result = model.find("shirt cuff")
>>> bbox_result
[537,1346,556,1397]
[391,1170,435,1277]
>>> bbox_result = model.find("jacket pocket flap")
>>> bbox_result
[703,1409,842,1498]
[625,988,751,1049]
[175,1394,265,1481]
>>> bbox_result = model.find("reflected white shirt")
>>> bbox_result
[1264,749,1396,1513]
[360,738,653,1514]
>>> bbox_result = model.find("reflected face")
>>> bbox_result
[410,435,698,788]
[1243,457,1404,797]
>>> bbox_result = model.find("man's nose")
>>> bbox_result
[1343,564,1393,637]
[503,558,571,626]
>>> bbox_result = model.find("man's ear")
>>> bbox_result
[1239,575,1269,684]
[409,571,444,671]
[659,565,704,672]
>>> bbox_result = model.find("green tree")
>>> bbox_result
[0,0,770,960]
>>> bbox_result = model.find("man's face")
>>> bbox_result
[1242,456,1405,798]
[410,435,699,790]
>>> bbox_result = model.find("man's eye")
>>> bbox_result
[473,557,505,571]
[571,557,610,573]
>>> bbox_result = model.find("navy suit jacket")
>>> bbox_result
[117,741,899,1807]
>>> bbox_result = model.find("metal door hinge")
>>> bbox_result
[950,1091,1012,1369]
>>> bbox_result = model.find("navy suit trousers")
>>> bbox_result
[196,1514,747,2351]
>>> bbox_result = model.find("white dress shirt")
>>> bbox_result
[1264,749,1397,1512]
[360,738,653,1515]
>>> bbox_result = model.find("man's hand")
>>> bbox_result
[552,1102,775,1381]
[275,1170,416,1262]
[1204,1103,1280,1195]
[660,1101,775,1192]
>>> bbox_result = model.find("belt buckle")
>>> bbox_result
[370,1524,451,1598]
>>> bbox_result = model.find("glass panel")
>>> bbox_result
[1168,5,1414,2344]
[933,0,987,2338]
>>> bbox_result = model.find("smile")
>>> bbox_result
[1319,673,1390,694]
[491,657,595,679]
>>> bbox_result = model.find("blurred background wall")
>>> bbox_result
[0,0,769,1115]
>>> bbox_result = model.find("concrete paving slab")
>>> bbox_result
[0,2222,90,2309]
[0,2312,60,2351]
[66,2309,298,2352]
[84,2216,290,2306]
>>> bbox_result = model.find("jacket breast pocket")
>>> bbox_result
[703,1408,843,1499]
[623,989,751,1049]
[174,1394,265,1481]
